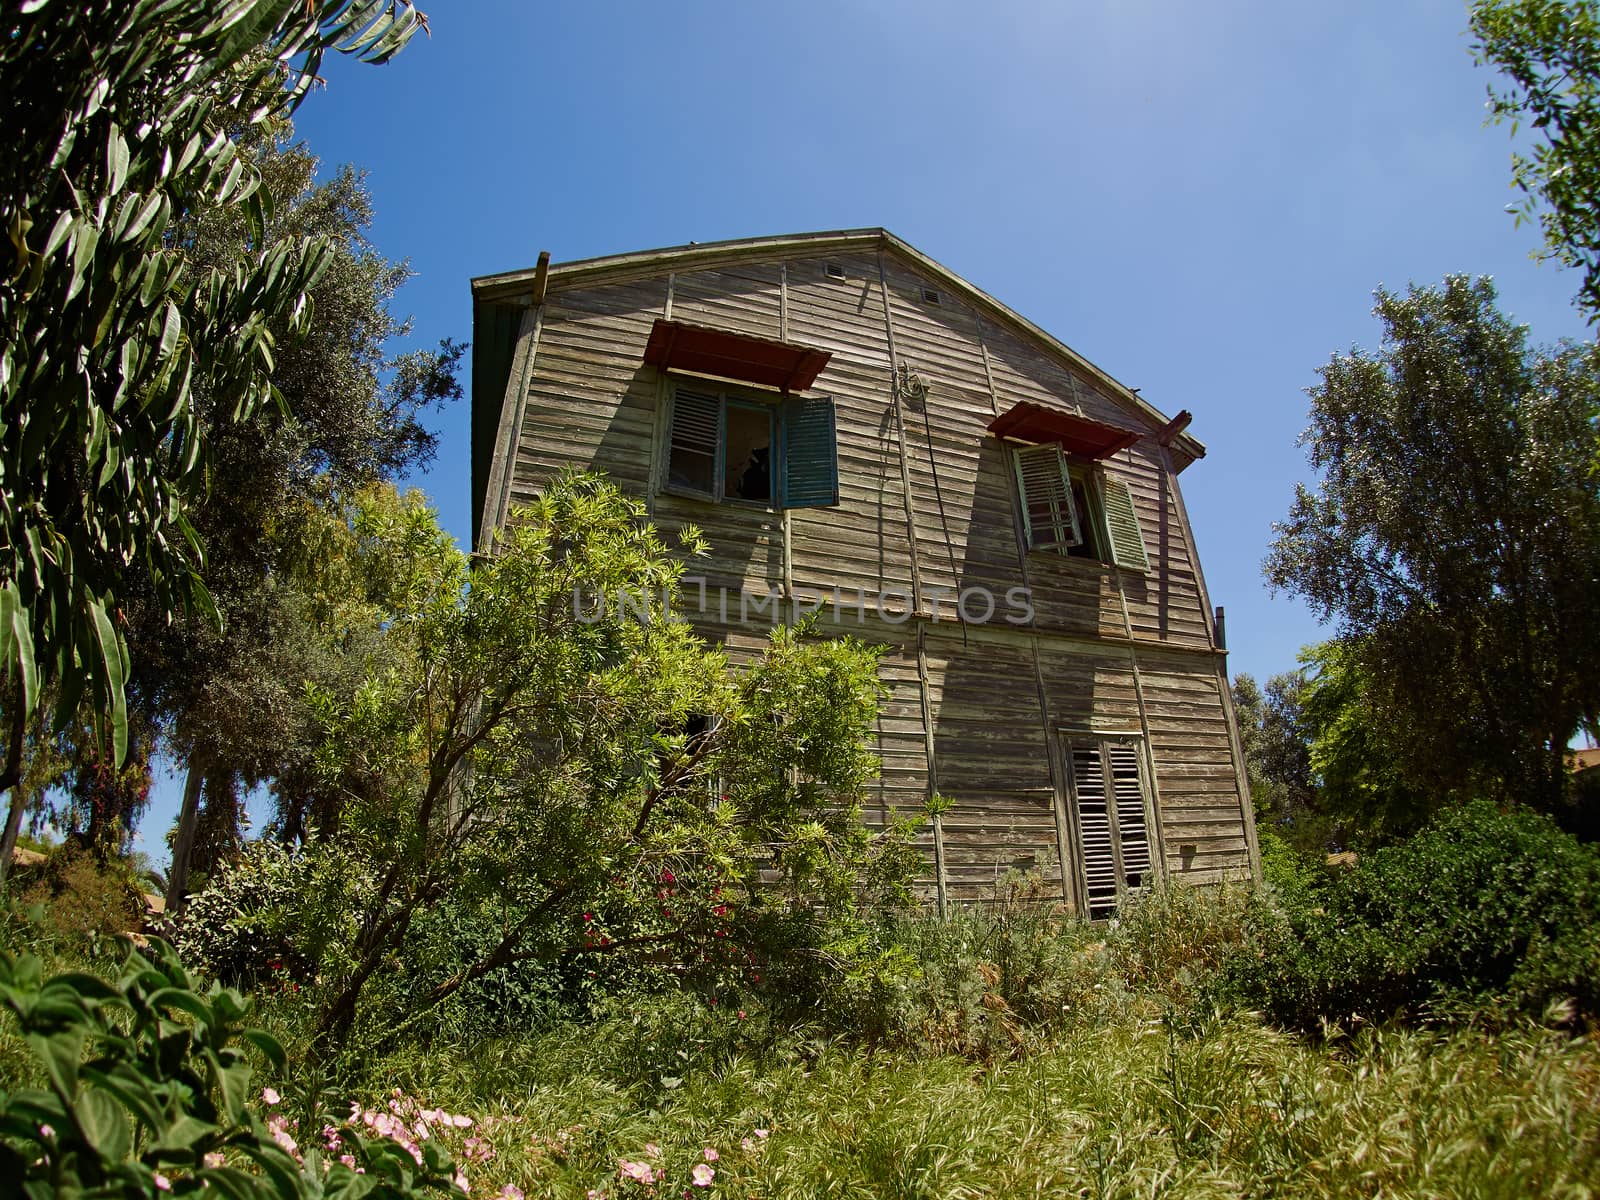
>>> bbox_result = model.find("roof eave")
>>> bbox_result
[471,227,1210,468]
[470,228,889,298]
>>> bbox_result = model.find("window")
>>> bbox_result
[1011,444,1149,570]
[662,382,839,509]
[1064,736,1155,919]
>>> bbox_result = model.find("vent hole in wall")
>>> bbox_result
[920,287,941,305]
[824,262,846,280]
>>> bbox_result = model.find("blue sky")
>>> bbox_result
[138,0,1593,857]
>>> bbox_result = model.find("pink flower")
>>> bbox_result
[452,1114,475,1129]
[204,1152,226,1168]
[453,1170,470,1193]
[691,1163,714,1187]
[498,1186,524,1200]
[262,1087,281,1106]
[702,1147,719,1162]
[38,1124,55,1139]
[644,1143,661,1158]
[754,1129,769,1139]
[153,1173,172,1192]
[737,1011,746,1020]
[618,1159,656,1185]
[740,1139,754,1152]
[339,1155,357,1169]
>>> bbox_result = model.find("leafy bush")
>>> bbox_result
[0,938,464,1200]
[165,840,369,992]
[776,877,1269,1058]
[1230,799,1600,1028]
[166,842,310,985]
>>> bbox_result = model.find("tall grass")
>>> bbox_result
[351,1006,1600,1199]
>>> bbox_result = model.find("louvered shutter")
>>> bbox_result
[1068,744,1119,920]
[1107,741,1152,890]
[780,395,839,509]
[1013,444,1082,550]
[1101,476,1150,572]
[666,387,722,498]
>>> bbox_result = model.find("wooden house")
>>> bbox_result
[471,229,1258,916]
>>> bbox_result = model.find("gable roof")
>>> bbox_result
[470,229,1207,542]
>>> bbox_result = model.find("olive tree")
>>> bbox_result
[1266,276,1600,810]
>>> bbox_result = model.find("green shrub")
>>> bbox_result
[0,938,464,1200]
[1256,825,1336,902]
[165,841,317,987]
[1230,799,1600,1028]
[773,876,1275,1058]
[165,840,372,993]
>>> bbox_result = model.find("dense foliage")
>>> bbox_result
[0,0,426,788]
[1233,800,1600,1029]
[1265,276,1600,810]
[1239,641,1441,852]
[132,131,462,902]
[1472,0,1600,319]
[338,999,1600,1199]
[10,814,1600,1198]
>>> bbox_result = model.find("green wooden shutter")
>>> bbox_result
[666,387,722,498]
[1101,476,1150,571]
[1067,744,1119,920]
[780,395,838,508]
[1013,444,1082,550]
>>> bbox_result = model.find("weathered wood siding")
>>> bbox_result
[478,238,1256,910]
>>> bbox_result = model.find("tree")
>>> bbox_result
[0,2,427,809]
[1266,276,1600,810]
[1472,0,1600,319]
[1232,669,1318,837]
[1295,640,1433,845]
[282,475,919,1048]
[120,132,462,906]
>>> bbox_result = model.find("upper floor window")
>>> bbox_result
[1011,443,1150,571]
[662,381,839,509]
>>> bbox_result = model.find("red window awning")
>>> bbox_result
[643,318,832,393]
[987,400,1142,459]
